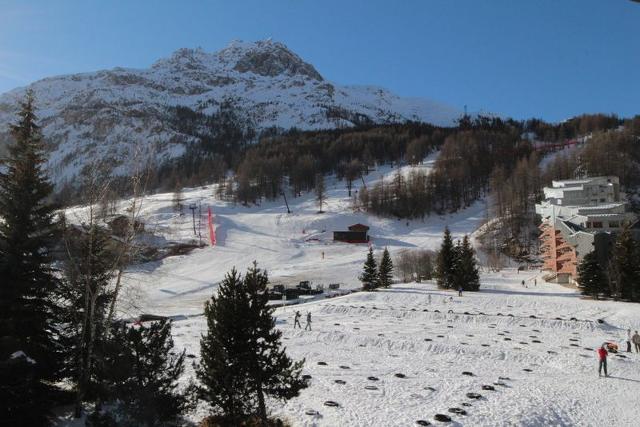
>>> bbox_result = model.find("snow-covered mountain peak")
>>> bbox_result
[0,39,464,185]
[152,39,323,82]
[151,47,210,70]
[229,39,323,81]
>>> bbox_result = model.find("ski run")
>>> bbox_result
[57,162,640,427]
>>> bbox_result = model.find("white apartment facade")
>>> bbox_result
[535,176,636,284]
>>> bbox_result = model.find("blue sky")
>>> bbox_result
[1,0,638,121]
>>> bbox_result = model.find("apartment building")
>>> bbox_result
[535,176,636,284]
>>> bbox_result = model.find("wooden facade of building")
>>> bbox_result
[333,224,370,243]
[539,222,578,282]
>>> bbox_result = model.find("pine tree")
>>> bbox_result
[435,227,455,289]
[610,226,640,301]
[315,173,325,213]
[0,91,62,425]
[0,352,47,427]
[95,319,193,426]
[197,264,307,424]
[196,268,251,423]
[359,247,378,291]
[378,247,394,288]
[453,235,481,291]
[577,250,608,300]
[242,263,308,423]
[451,240,463,290]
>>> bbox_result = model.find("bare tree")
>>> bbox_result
[106,154,151,327]
[315,173,325,213]
[344,159,362,197]
[62,155,150,418]
[173,186,184,214]
[62,162,115,418]
[395,249,436,282]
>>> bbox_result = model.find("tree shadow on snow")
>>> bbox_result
[371,237,418,248]
[608,376,640,383]
[480,288,578,299]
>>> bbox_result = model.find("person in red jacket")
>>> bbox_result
[597,344,608,377]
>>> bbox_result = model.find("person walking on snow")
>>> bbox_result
[627,329,632,353]
[458,287,463,297]
[293,311,302,329]
[633,331,640,353]
[597,344,609,377]
[305,312,312,331]
[521,280,525,287]
[428,294,432,304]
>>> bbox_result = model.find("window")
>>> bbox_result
[600,198,605,202]
[592,221,603,228]
[609,221,619,228]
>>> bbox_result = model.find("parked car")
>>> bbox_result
[297,280,311,291]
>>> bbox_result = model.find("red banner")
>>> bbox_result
[208,207,216,246]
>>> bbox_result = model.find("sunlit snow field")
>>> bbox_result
[59,158,640,426]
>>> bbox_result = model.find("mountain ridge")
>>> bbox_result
[0,39,463,185]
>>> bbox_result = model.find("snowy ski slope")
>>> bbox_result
[60,159,640,426]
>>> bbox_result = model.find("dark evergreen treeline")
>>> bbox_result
[523,114,622,142]
[142,109,449,201]
[360,124,533,218]
[136,110,636,223]
[543,118,640,189]
[434,228,480,291]
[230,122,448,205]
[359,247,394,290]
[52,102,637,220]
[150,99,256,191]
[486,153,542,258]
[207,112,634,216]
[579,225,640,302]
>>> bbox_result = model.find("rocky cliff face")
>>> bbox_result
[0,39,462,185]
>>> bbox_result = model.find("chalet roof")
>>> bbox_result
[348,223,370,231]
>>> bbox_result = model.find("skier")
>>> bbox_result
[534,278,537,287]
[597,344,608,377]
[521,280,525,287]
[633,331,640,353]
[626,329,632,353]
[293,311,302,329]
[458,286,463,297]
[305,312,312,331]
[428,294,432,304]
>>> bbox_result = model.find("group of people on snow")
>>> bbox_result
[289,286,639,381]
[627,329,640,353]
[293,310,312,331]
[597,329,640,377]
